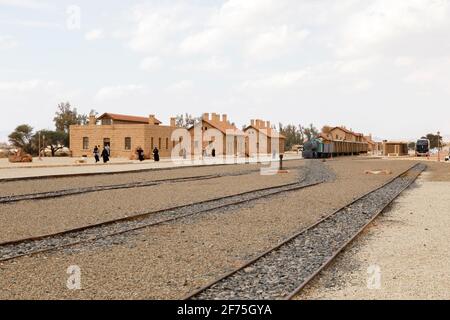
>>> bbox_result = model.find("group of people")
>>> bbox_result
[135,147,160,162]
[94,145,160,163]
[93,145,110,163]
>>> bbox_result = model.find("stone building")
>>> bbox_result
[69,113,178,159]
[382,141,409,156]
[319,126,364,142]
[243,119,285,156]
[188,113,245,156]
[363,134,382,154]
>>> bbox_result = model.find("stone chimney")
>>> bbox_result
[266,121,271,128]
[149,114,157,125]
[89,114,96,126]
[251,119,255,126]
[202,113,210,121]
[211,113,220,122]
[170,117,176,127]
[222,114,228,123]
[260,120,266,129]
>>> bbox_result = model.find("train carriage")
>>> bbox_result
[303,138,368,159]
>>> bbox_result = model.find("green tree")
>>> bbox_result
[8,124,35,154]
[425,133,444,149]
[53,102,87,133]
[33,130,67,157]
[303,123,319,141]
[279,123,305,151]
[175,113,200,128]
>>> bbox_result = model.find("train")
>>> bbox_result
[302,138,369,159]
[415,138,430,157]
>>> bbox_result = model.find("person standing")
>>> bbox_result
[101,146,110,163]
[105,144,111,157]
[212,148,216,158]
[153,147,160,162]
[93,145,100,163]
[136,146,144,162]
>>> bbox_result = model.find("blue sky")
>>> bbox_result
[1,0,450,143]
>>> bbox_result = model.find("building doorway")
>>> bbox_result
[103,138,111,148]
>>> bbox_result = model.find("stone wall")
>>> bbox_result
[70,123,177,159]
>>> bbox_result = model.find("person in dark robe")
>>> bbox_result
[153,147,160,162]
[136,147,144,162]
[212,148,216,157]
[101,147,110,163]
[93,146,100,163]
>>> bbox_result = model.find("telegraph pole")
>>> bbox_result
[38,131,42,161]
[437,131,441,162]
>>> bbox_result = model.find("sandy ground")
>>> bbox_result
[0,159,414,299]
[295,163,450,300]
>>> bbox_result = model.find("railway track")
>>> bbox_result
[0,171,326,263]
[0,158,304,183]
[0,169,264,204]
[185,162,426,300]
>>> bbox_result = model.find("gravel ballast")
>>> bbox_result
[0,159,415,299]
[0,161,304,197]
[295,164,450,300]
[0,168,301,243]
[189,164,425,300]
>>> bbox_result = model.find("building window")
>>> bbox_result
[158,137,162,150]
[83,137,89,150]
[166,138,169,150]
[124,137,131,150]
[101,119,112,125]
[151,137,154,149]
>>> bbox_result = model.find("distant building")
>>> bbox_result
[188,113,245,156]
[382,141,409,156]
[319,126,364,142]
[363,134,382,154]
[243,119,285,156]
[69,113,178,158]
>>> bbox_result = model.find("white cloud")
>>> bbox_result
[175,56,231,72]
[179,28,224,55]
[245,26,309,60]
[340,79,373,94]
[336,0,450,57]
[242,70,308,89]
[394,56,415,67]
[0,0,50,9]
[140,56,163,71]
[95,84,146,101]
[85,29,104,41]
[165,80,193,93]
[403,58,450,85]
[0,35,18,49]
[334,56,380,74]
[0,79,58,92]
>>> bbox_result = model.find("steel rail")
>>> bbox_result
[0,179,324,262]
[183,162,423,300]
